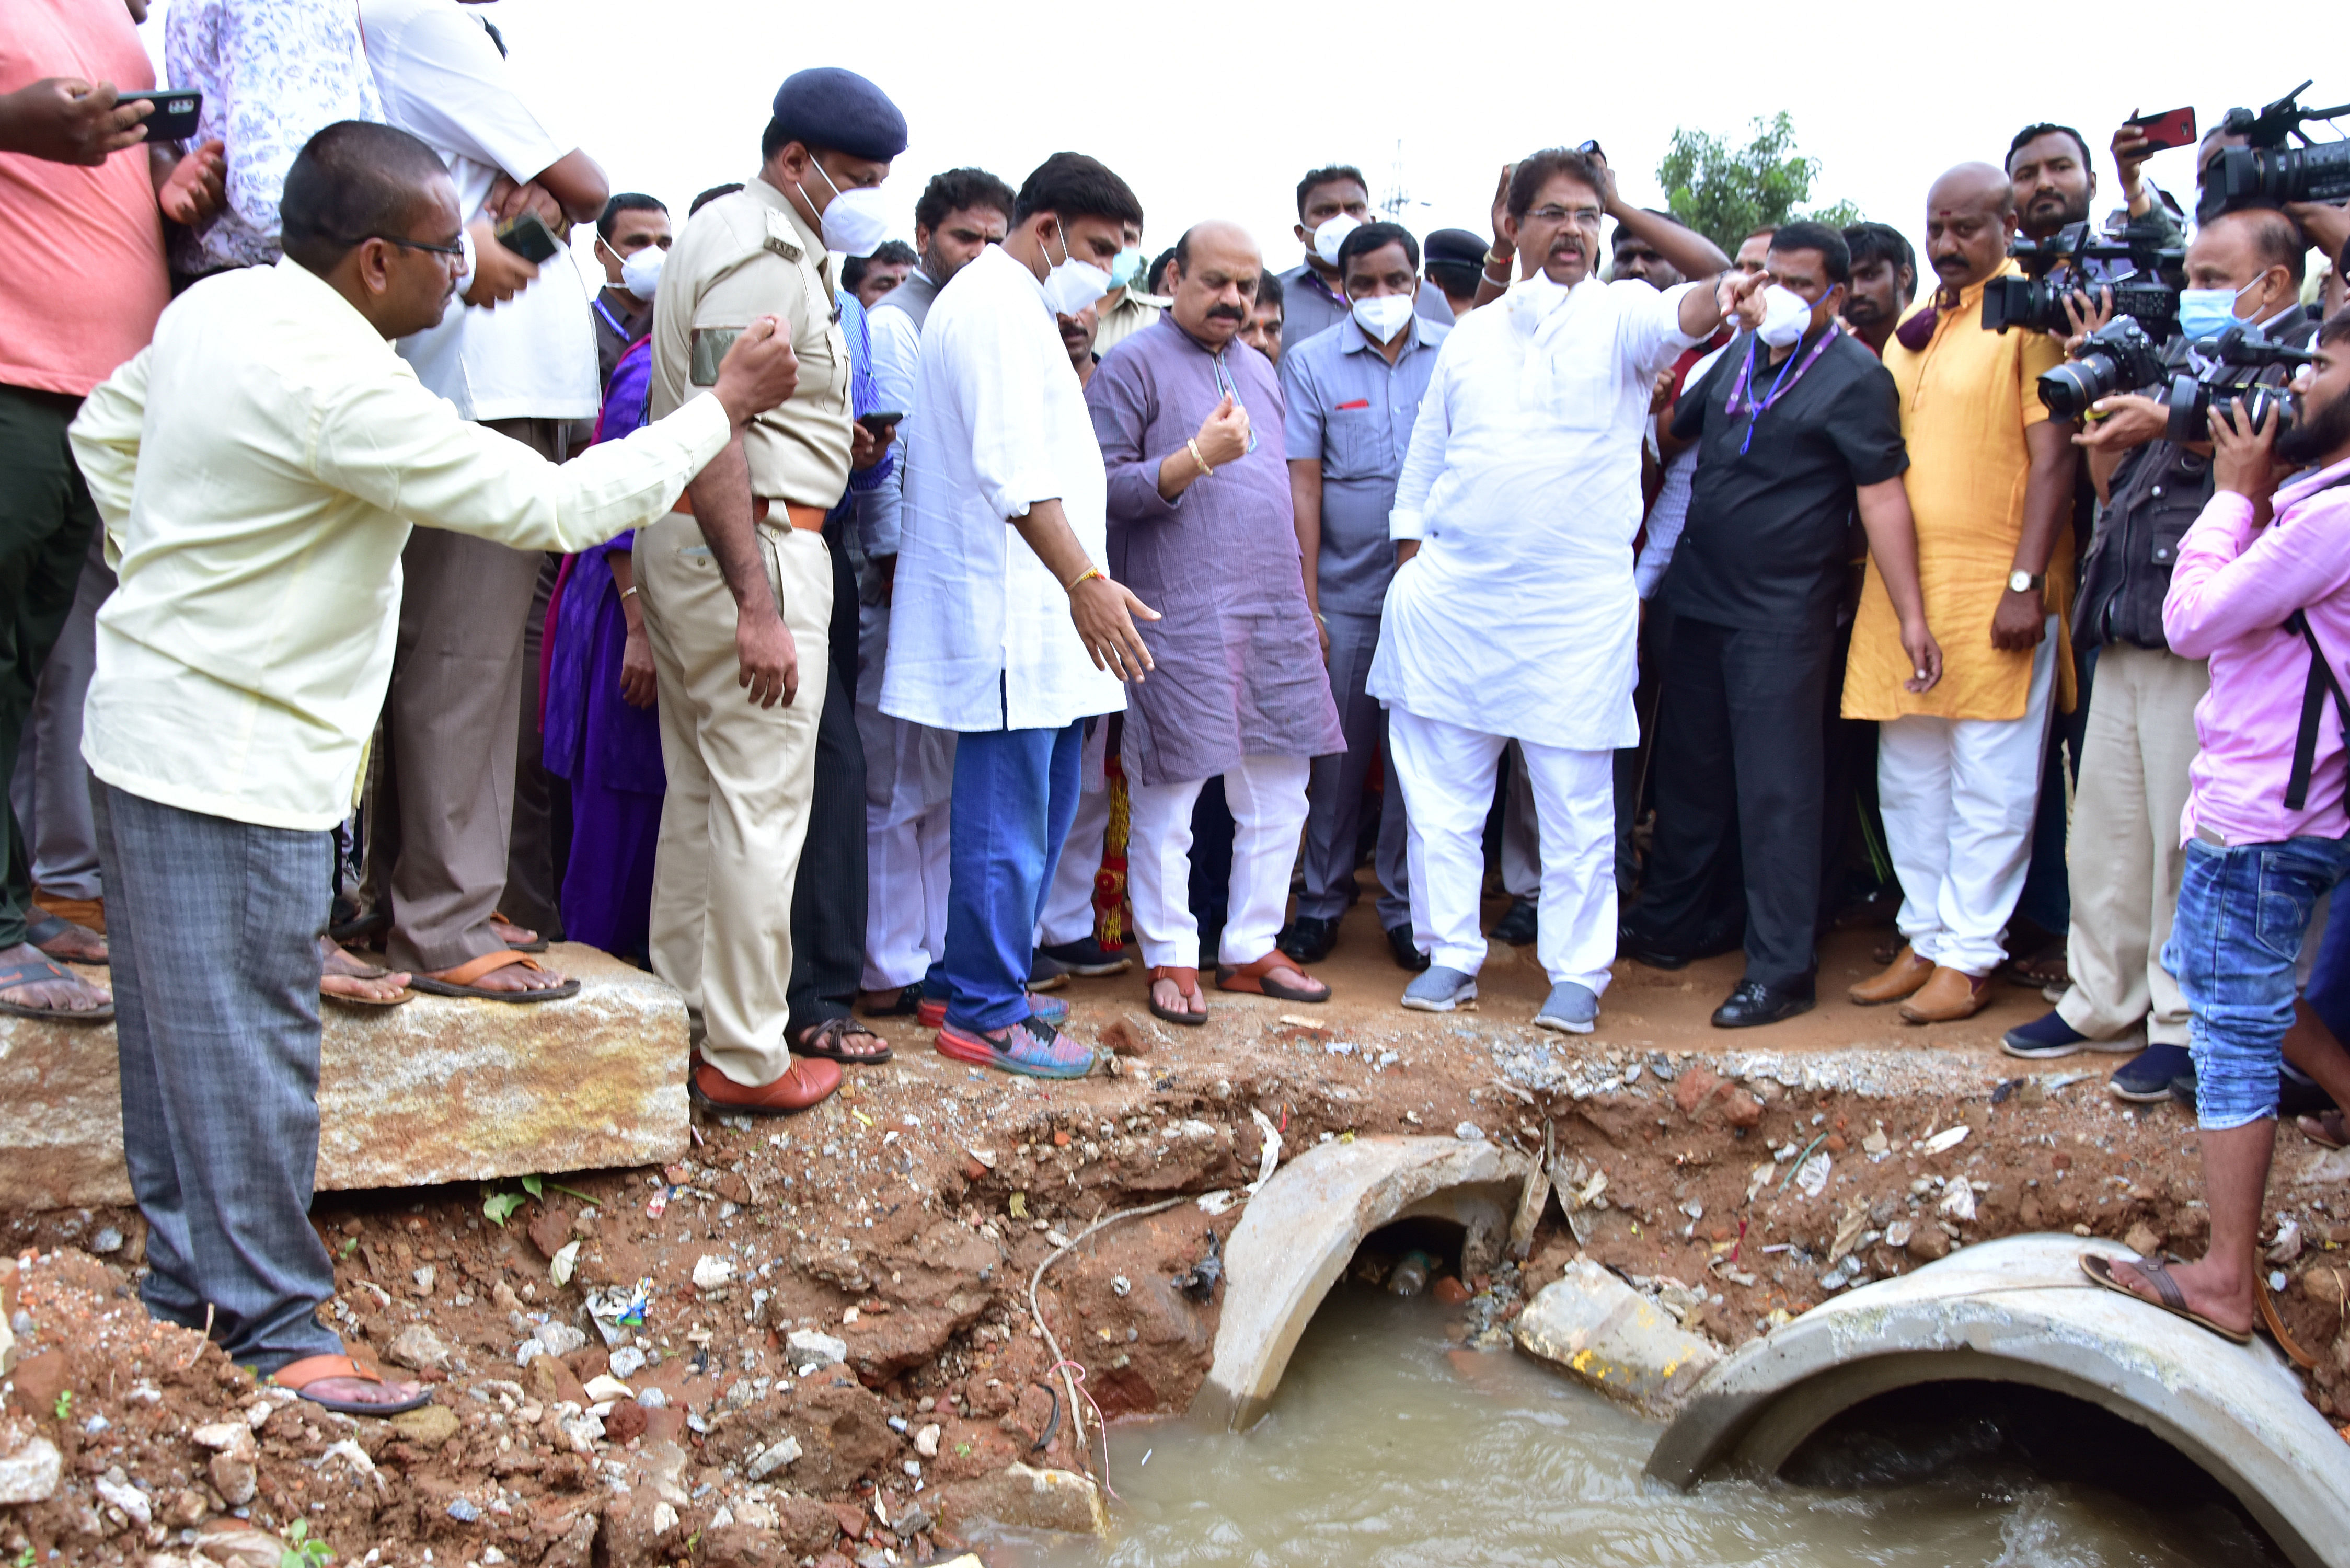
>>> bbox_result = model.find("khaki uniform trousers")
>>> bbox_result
[2055,642,2210,1047]
[635,509,832,1087]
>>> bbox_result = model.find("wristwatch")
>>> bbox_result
[2008,570,2045,594]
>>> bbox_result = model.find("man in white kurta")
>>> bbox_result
[880,152,1154,1078]
[1371,147,1743,1032]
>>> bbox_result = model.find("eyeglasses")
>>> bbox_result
[373,233,468,259]
[1210,354,1259,454]
[1524,205,1604,228]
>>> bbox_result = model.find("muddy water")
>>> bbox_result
[998,1285,2278,1567]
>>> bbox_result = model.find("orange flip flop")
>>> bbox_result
[269,1353,431,1417]
[1216,951,1330,1004]
[409,948,579,1002]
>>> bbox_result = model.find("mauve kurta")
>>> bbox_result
[1087,316,1343,788]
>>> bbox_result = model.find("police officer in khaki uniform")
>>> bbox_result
[640,67,906,1114]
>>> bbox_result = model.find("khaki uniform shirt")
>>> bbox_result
[648,175,851,509]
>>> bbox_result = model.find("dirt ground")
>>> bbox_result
[7,894,2350,1567]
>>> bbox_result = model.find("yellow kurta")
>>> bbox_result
[1843,263,2073,721]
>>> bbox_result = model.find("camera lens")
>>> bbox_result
[2038,355,2119,421]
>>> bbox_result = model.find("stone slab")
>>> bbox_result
[1513,1258,1722,1417]
[1195,1134,1535,1429]
[0,943,688,1210]
[1648,1232,2350,1568]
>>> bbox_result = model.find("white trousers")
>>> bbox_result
[1877,617,2059,977]
[1036,719,1111,948]
[856,598,955,990]
[1127,754,1311,970]
[1388,708,1615,991]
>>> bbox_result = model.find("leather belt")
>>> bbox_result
[668,492,826,532]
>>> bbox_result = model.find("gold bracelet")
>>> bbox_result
[1065,563,1104,593]
[1187,437,1214,478]
[619,586,639,601]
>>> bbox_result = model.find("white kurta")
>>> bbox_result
[1370,274,1698,750]
[881,245,1126,733]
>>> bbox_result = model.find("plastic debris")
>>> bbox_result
[1247,1108,1283,1195]
[1919,1126,1971,1157]
[548,1241,579,1288]
[1172,1229,1224,1302]
[1387,1250,1433,1298]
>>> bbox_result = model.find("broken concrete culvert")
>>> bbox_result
[1648,1232,2350,1568]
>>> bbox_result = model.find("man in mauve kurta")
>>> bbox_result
[1087,221,1344,1025]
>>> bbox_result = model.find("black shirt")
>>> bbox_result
[1661,326,1908,633]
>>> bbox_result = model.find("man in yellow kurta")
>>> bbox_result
[1842,164,2079,1024]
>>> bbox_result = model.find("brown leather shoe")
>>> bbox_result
[1848,944,1933,1006]
[1898,965,1992,1024]
[689,1055,842,1114]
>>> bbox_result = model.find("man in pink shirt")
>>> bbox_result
[2086,307,2350,1343]
[0,0,220,1019]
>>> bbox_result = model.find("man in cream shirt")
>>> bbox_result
[67,122,797,1419]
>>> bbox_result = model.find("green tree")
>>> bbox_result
[1655,112,1859,253]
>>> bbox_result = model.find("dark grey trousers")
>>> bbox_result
[96,781,341,1373]
[1297,608,1409,928]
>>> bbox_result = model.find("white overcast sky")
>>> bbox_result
[139,2,2334,279]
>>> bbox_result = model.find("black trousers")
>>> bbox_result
[787,520,868,1031]
[1629,614,1835,989]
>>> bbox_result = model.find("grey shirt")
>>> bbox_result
[1278,313,1452,617]
[1276,261,1452,354]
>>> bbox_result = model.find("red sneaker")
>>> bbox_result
[917,991,1067,1030]
[689,1055,842,1114]
[934,1015,1096,1079]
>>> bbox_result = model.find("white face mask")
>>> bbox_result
[1756,283,1817,349]
[1312,214,1361,267]
[1351,292,1414,342]
[620,244,665,303]
[804,158,892,258]
[1041,218,1113,316]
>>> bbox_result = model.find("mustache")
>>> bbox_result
[1206,304,1248,321]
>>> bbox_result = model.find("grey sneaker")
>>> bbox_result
[1535,981,1600,1034]
[1401,966,1478,1012]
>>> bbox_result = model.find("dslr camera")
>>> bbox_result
[2159,322,2314,440]
[2037,317,2169,419]
[1984,222,2184,337]
[2198,81,2350,223]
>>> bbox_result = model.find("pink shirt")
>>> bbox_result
[0,0,169,398]
[2166,455,2350,847]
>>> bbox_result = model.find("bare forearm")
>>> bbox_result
[606,552,643,635]
[2015,424,2079,575]
[684,439,777,620]
[1615,206,1730,283]
[1156,447,1207,502]
[1289,460,1323,613]
[1010,498,1093,587]
[1857,481,1930,627]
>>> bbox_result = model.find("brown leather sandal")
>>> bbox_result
[1216,951,1330,1004]
[269,1352,431,1417]
[409,949,579,1002]
[1148,965,1207,1027]
[794,1015,893,1064]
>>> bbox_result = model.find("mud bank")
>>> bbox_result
[6,927,2348,1565]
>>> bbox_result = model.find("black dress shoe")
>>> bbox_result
[1617,923,1692,971]
[1278,915,1338,965]
[1385,924,1432,971]
[1711,979,1816,1029]
[1490,896,1539,946]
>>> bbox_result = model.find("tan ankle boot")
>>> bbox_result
[1849,944,1933,1006]
[1899,965,1992,1023]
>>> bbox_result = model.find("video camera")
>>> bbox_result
[2160,322,2314,441]
[2198,81,2350,223]
[1983,221,2183,338]
[2037,317,2168,419]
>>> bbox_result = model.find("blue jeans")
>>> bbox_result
[937,721,1085,1032]
[2164,833,2350,1129]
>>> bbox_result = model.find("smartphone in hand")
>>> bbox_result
[2128,106,2198,154]
[493,211,562,264]
[114,89,202,141]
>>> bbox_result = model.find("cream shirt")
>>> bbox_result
[881,244,1125,732]
[68,259,731,831]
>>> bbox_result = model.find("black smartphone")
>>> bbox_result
[493,211,562,264]
[857,410,905,433]
[116,89,201,142]
[2128,106,2198,154]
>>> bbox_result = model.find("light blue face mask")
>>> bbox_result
[1107,247,1145,291]
[2178,275,2263,342]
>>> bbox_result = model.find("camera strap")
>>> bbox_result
[2283,609,2346,811]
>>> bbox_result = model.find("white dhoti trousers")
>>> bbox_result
[1127,754,1310,970]
[1387,708,1616,991]
[1036,718,1112,948]
[1877,616,2059,977]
